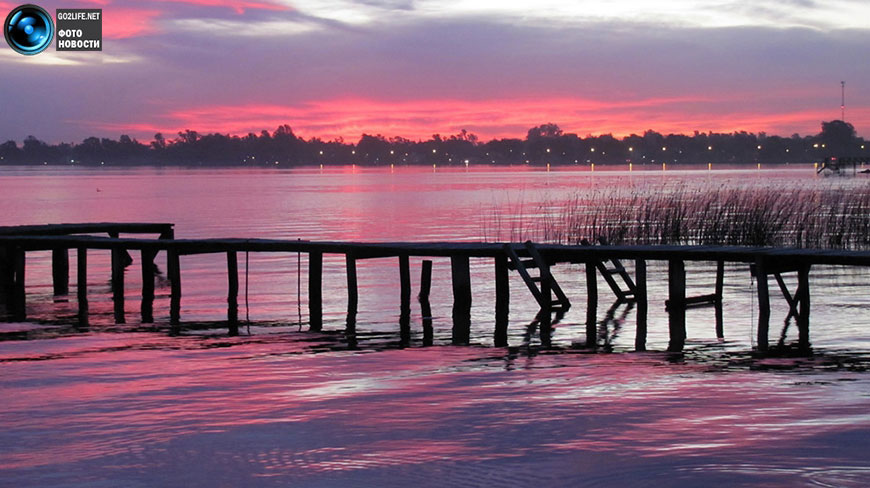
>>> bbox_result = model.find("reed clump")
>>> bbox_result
[485,184,870,250]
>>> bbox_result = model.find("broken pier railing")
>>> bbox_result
[2,223,869,352]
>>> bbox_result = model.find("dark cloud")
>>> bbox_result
[1,7,868,142]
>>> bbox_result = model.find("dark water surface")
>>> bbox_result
[1,166,869,486]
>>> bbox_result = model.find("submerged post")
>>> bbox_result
[0,247,10,309]
[11,247,25,321]
[308,251,323,331]
[227,251,239,336]
[52,248,69,296]
[77,247,88,328]
[797,264,811,350]
[419,259,433,346]
[539,260,553,347]
[168,249,181,328]
[346,253,358,331]
[399,254,411,344]
[451,255,472,345]
[399,254,411,317]
[140,249,156,323]
[585,260,598,348]
[111,247,126,324]
[667,259,686,352]
[494,255,509,347]
[714,260,725,339]
[755,257,770,351]
[634,258,647,351]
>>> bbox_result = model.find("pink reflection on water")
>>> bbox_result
[3,335,869,486]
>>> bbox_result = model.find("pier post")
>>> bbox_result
[77,247,88,328]
[111,247,126,324]
[0,247,11,309]
[634,259,647,351]
[308,251,323,331]
[168,249,181,329]
[227,251,239,336]
[399,255,411,344]
[11,248,25,321]
[585,260,598,348]
[346,253,358,331]
[140,249,156,323]
[667,260,686,352]
[797,264,811,350]
[52,248,69,296]
[494,255,509,347]
[451,255,472,345]
[419,260,433,346]
[399,254,411,317]
[755,258,770,351]
[539,261,553,347]
[714,260,725,339]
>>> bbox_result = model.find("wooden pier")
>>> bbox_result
[2,223,870,352]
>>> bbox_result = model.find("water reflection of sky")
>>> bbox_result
[2,334,869,486]
[2,167,870,486]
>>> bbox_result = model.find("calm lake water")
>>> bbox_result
[1,165,870,487]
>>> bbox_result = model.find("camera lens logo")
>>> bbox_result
[4,4,54,55]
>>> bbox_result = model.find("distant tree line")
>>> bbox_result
[0,120,865,167]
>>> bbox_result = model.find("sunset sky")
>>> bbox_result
[1,0,869,143]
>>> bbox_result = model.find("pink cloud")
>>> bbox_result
[93,96,853,142]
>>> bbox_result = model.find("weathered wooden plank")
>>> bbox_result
[11,248,25,321]
[756,257,770,351]
[797,264,811,350]
[399,254,411,317]
[585,261,598,348]
[52,248,69,295]
[419,260,433,346]
[140,249,156,323]
[635,258,647,351]
[715,260,725,339]
[346,253,358,329]
[227,251,239,336]
[0,246,11,307]
[494,255,509,347]
[77,247,88,327]
[667,260,686,352]
[451,255,472,345]
[168,249,181,327]
[111,247,126,324]
[308,251,323,331]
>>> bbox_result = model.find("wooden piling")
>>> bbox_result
[111,247,126,324]
[399,254,411,316]
[539,260,552,346]
[308,251,323,331]
[11,248,25,321]
[634,258,647,351]
[77,247,88,327]
[667,260,686,352]
[168,249,181,327]
[494,255,509,347]
[227,251,239,336]
[419,260,433,346]
[714,260,725,339]
[755,258,770,351]
[451,255,472,345]
[140,249,156,323]
[346,253,358,330]
[797,264,811,350]
[52,248,69,295]
[585,261,598,348]
[0,246,11,308]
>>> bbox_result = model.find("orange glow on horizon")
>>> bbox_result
[90,96,864,143]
